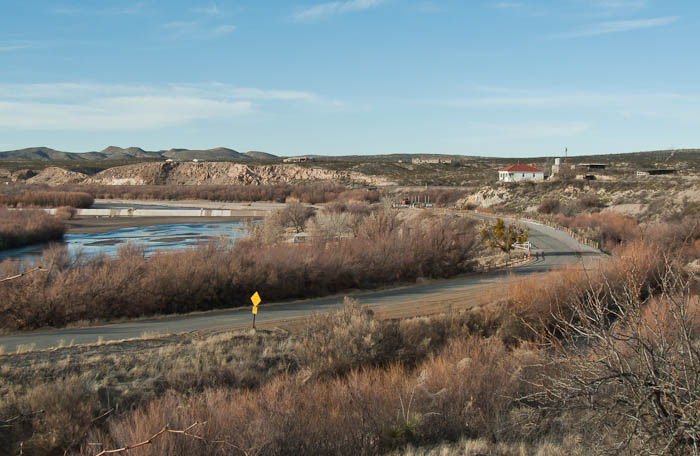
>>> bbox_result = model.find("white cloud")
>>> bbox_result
[193,4,220,16]
[161,21,235,40]
[445,92,616,108]
[0,41,43,52]
[292,0,383,21]
[53,3,145,16]
[463,121,591,140]
[442,88,696,110]
[593,0,647,10]
[226,88,317,101]
[554,16,677,38]
[0,98,250,130]
[493,2,523,9]
[0,83,328,131]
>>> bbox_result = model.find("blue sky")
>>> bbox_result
[0,0,698,157]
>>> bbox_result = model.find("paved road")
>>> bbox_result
[0,216,602,352]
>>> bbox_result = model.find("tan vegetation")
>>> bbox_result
[1,155,699,455]
[0,182,379,207]
[0,230,697,455]
[0,189,94,208]
[0,208,67,250]
[0,209,477,331]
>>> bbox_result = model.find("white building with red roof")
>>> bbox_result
[498,164,544,182]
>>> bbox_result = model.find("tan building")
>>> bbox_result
[412,157,452,164]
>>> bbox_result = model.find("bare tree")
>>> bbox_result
[528,264,700,455]
[280,202,315,233]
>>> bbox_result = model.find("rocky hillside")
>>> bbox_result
[0,146,277,162]
[82,162,395,186]
[456,177,700,222]
[26,167,88,185]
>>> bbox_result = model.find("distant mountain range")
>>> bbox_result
[0,146,278,161]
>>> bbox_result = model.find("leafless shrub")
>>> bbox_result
[537,198,561,214]
[0,190,93,208]
[0,208,67,250]
[498,241,666,344]
[55,206,77,220]
[0,376,100,456]
[577,194,606,209]
[529,265,700,455]
[293,298,401,379]
[0,213,477,331]
[556,212,640,251]
[279,202,315,233]
[84,333,541,456]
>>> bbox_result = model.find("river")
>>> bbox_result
[0,220,250,265]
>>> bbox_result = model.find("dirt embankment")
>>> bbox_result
[26,166,88,185]
[456,179,700,222]
[9,162,394,186]
[84,162,394,186]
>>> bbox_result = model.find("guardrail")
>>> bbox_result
[475,252,532,273]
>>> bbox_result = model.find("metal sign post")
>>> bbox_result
[250,292,261,329]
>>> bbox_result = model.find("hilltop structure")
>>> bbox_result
[412,157,452,164]
[498,164,544,182]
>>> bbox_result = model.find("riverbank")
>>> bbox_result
[61,198,282,234]
[94,198,290,211]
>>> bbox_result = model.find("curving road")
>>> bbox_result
[0,216,602,352]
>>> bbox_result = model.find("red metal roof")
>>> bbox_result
[499,164,543,172]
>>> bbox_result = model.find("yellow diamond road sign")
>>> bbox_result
[251,291,261,307]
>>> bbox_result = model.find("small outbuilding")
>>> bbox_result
[498,164,544,182]
[283,156,314,163]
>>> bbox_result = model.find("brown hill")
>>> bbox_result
[86,162,394,186]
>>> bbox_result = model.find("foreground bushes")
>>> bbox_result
[84,335,540,456]
[0,208,67,250]
[81,262,698,456]
[2,239,697,455]
[0,214,477,330]
[0,304,500,456]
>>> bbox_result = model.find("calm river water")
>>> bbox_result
[0,221,250,265]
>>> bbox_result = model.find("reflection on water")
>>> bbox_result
[0,222,250,265]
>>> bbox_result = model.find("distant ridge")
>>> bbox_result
[244,151,278,160]
[0,147,696,163]
[0,146,278,162]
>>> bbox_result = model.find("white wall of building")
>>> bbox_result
[498,171,544,182]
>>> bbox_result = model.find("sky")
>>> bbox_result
[0,0,698,157]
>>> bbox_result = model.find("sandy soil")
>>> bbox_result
[66,215,255,234]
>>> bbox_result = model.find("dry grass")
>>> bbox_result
[2,210,697,455]
[496,241,668,343]
[0,212,477,331]
[0,304,495,456]
[0,189,93,208]
[0,208,67,250]
[555,212,640,251]
[66,182,378,205]
[83,334,544,456]
[396,436,590,456]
